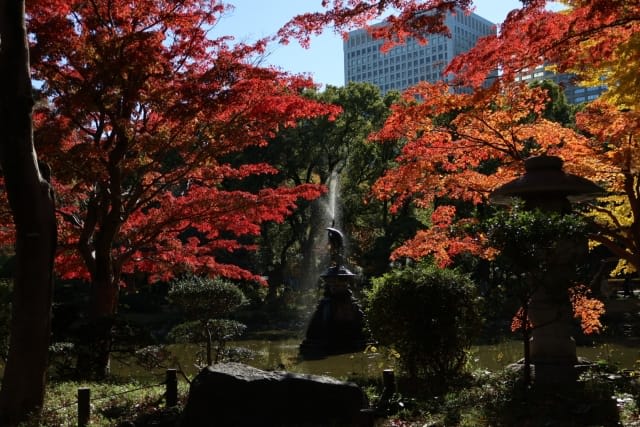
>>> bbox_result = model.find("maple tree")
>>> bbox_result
[445,0,640,275]
[273,2,622,385]
[447,0,640,102]
[367,81,598,265]
[283,0,639,268]
[0,0,56,424]
[12,0,340,378]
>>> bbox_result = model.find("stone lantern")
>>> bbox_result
[300,227,368,358]
[490,155,604,380]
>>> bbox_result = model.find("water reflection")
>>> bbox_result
[110,338,640,381]
[469,340,640,371]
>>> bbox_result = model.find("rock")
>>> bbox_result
[181,362,370,426]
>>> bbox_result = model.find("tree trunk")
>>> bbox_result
[0,1,57,424]
[76,266,119,379]
[523,327,532,387]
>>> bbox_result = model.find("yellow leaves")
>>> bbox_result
[585,194,638,277]
[567,22,640,109]
[586,195,633,229]
[610,259,637,277]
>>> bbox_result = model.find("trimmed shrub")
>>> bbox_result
[366,262,482,381]
[168,275,246,320]
[168,275,247,366]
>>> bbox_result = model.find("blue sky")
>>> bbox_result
[210,1,553,88]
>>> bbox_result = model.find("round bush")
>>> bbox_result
[168,275,246,320]
[366,262,482,380]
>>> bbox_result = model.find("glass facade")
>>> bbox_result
[343,11,495,94]
[344,11,607,103]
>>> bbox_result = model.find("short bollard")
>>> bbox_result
[78,387,90,427]
[166,368,178,407]
[376,369,396,414]
[382,369,396,393]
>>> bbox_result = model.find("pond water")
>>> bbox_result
[111,336,640,382]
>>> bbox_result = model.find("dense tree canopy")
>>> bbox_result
[577,102,640,274]
[236,82,404,284]
[26,0,338,287]
[1,0,636,388]
[370,81,597,266]
[283,0,640,275]
[0,0,340,377]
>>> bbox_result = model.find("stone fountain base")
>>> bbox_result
[300,267,368,358]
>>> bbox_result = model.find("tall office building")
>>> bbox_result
[343,11,606,104]
[515,65,608,104]
[343,11,496,94]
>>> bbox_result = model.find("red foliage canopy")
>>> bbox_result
[448,0,640,88]
[6,0,340,288]
[278,0,474,51]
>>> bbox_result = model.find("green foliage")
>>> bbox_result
[529,79,578,126]
[380,366,640,427]
[22,379,188,426]
[134,345,175,371]
[48,342,76,380]
[168,275,246,319]
[487,202,587,252]
[228,81,405,283]
[168,319,246,365]
[168,275,247,366]
[169,319,246,343]
[366,262,482,381]
[486,202,589,295]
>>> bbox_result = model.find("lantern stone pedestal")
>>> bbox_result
[528,288,577,365]
[527,286,581,384]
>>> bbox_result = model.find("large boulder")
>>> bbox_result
[181,362,370,426]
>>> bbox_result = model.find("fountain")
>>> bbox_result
[300,225,368,358]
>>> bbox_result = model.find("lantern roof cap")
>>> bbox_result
[490,155,605,205]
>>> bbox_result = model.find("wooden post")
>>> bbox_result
[382,369,395,393]
[376,369,396,414]
[166,368,178,407]
[78,387,90,427]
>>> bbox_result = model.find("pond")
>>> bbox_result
[110,335,640,382]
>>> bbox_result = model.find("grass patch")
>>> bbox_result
[21,378,188,426]
[17,363,640,426]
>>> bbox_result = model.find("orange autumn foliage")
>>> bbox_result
[369,81,597,265]
[568,284,605,335]
[511,286,604,335]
